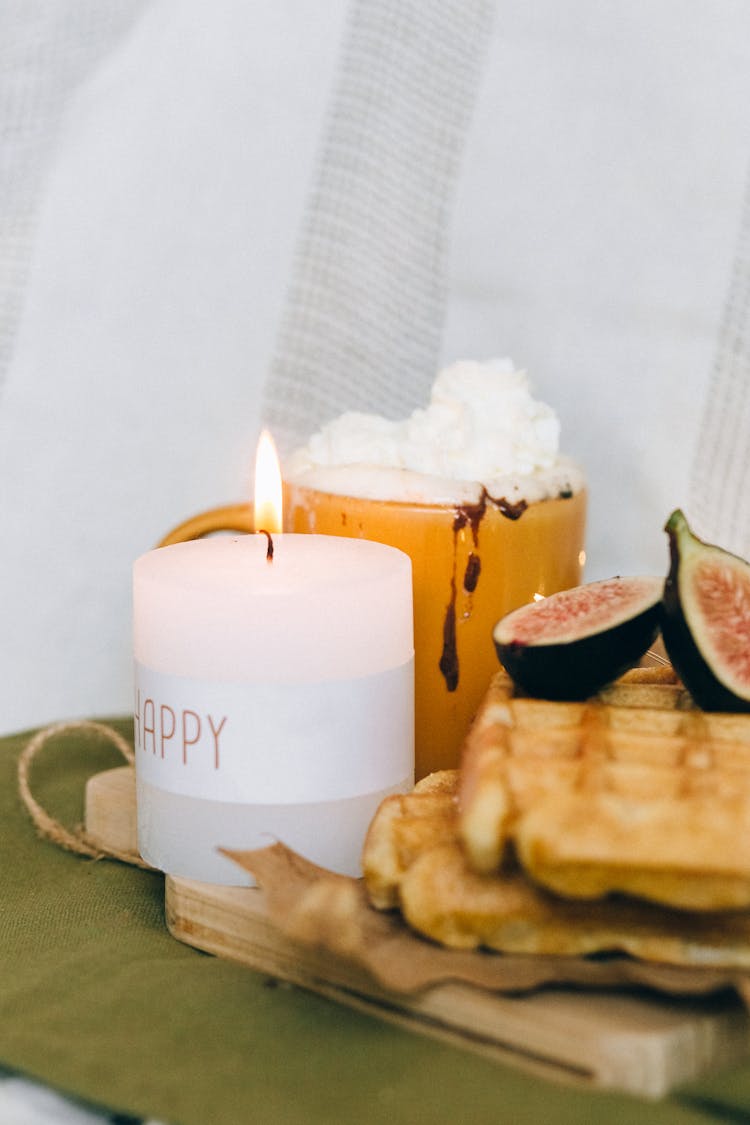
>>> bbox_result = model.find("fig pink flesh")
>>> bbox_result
[499,577,662,645]
[694,558,750,681]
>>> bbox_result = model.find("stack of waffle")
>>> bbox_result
[362,666,750,969]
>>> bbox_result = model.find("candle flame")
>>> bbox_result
[533,592,545,602]
[254,429,283,535]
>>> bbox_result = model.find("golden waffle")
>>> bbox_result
[362,771,459,909]
[458,666,750,911]
[362,772,750,967]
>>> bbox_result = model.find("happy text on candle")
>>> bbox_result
[135,690,227,768]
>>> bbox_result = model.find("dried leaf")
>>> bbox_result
[223,844,749,1003]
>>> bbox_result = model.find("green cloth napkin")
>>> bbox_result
[0,720,745,1125]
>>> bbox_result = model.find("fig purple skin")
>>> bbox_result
[493,576,663,700]
[661,509,750,712]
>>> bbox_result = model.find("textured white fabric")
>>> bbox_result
[443,0,750,579]
[690,164,750,556]
[263,0,495,455]
[0,0,148,393]
[0,1073,136,1124]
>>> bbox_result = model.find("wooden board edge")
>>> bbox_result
[164,876,750,1099]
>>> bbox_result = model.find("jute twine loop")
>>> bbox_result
[17,719,151,869]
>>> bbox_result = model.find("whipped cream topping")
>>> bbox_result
[286,358,584,504]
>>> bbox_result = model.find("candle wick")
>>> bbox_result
[257,529,274,562]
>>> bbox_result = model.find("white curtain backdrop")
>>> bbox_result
[2,0,750,745]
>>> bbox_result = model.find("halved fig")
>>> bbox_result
[493,576,664,700]
[661,509,750,711]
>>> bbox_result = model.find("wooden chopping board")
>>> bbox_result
[85,766,750,1099]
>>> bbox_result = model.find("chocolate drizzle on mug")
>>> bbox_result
[463,553,481,593]
[439,569,459,692]
[439,493,488,692]
[493,496,528,521]
[438,490,533,691]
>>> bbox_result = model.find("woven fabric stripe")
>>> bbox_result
[0,1,146,401]
[262,0,495,456]
[689,163,750,555]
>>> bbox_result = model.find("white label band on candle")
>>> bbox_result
[134,659,414,804]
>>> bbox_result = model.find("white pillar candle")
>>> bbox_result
[133,533,414,884]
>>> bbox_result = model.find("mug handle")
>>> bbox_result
[158,504,254,547]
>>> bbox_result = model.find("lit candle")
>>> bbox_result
[133,436,414,885]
